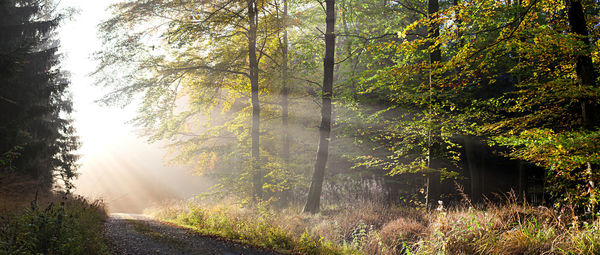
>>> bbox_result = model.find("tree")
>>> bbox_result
[247,0,263,201]
[393,0,600,211]
[564,0,598,212]
[280,0,290,165]
[425,0,442,209]
[331,0,466,207]
[566,0,598,129]
[0,0,78,191]
[304,0,336,214]
[96,0,308,202]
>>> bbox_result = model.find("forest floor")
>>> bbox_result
[105,213,284,255]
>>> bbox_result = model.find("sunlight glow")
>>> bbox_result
[57,0,211,213]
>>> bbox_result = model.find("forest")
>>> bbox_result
[2,0,600,254]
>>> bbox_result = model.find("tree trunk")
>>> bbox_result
[426,0,441,210]
[248,0,262,201]
[278,0,292,207]
[428,0,441,64]
[566,1,598,211]
[281,0,290,164]
[464,137,481,203]
[303,0,336,214]
[518,161,524,200]
[566,0,598,129]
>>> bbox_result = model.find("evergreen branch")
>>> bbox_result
[0,96,18,105]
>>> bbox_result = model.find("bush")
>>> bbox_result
[0,195,108,255]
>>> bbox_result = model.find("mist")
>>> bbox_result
[52,0,214,213]
[73,138,213,213]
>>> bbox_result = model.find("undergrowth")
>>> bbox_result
[147,196,600,255]
[0,193,108,255]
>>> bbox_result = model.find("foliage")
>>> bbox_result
[495,129,600,212]
[346,0,600,210]
[0,195,109,255]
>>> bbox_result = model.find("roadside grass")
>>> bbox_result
[147,197,600,255]
[147,201,359,254]
[0,176,109,255]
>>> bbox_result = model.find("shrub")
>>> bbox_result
[0,195,108,255]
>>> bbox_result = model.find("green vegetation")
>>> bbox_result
[94,0,600,217]
[0,194,109,255]
[150,197,600,255]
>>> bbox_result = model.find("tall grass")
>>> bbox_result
[148,197,600,255]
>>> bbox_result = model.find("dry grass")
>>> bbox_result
[413,198,600,255]
[146,197,600,255]
[363,216,428,254]
[0,173,47,214]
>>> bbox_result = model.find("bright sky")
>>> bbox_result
[56,0,211,213]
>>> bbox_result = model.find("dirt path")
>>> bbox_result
[105,213,284,255]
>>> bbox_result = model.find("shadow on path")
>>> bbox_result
[105,213,284,255]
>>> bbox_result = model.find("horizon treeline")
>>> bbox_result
[96,0,600,214]
[0,0,78,192]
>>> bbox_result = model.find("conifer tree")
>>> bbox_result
[0,0,78,191]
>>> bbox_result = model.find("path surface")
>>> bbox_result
[105,213,284,255]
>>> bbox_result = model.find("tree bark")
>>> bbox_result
[248,0,262,201]
[566,0,598,129]
[303,0,336,214]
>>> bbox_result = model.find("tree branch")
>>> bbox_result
[167,65,250,78]
[0,96,17,105]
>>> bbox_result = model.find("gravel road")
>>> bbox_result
[105,213,284,255]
